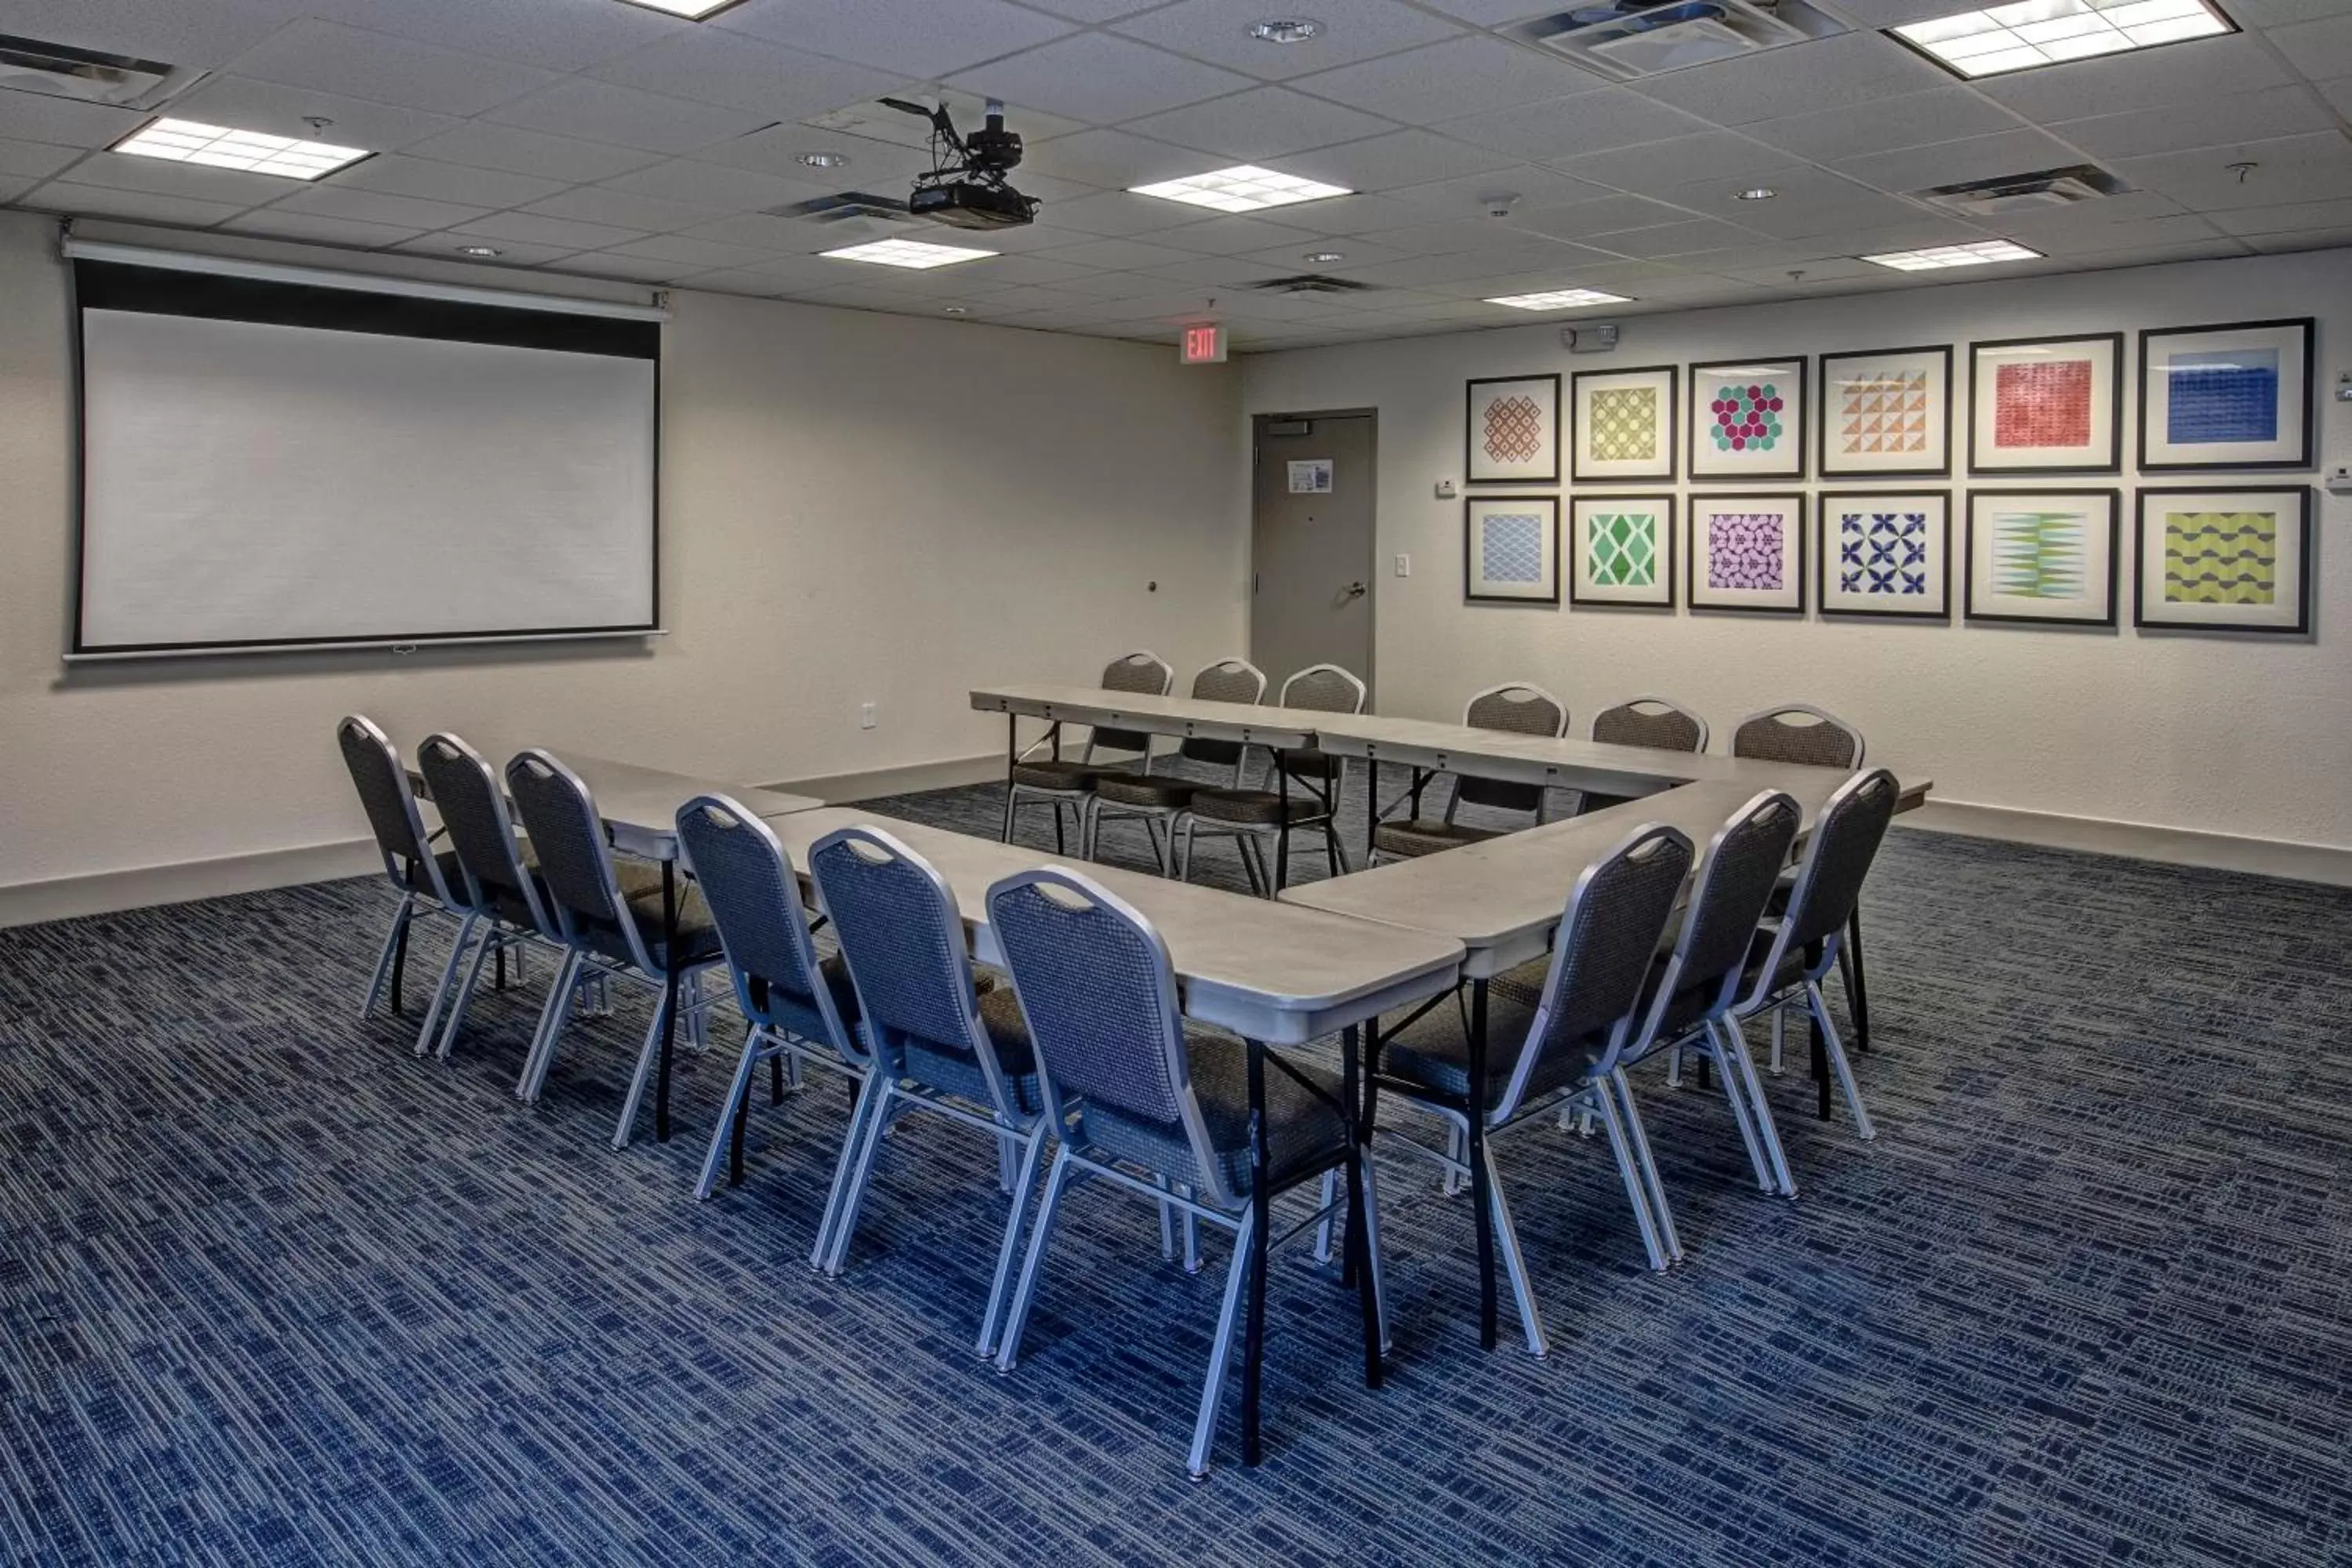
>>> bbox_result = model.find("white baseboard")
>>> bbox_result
[1901,799,2352,887]
[0,837,382,929]
[766,751,1004,804]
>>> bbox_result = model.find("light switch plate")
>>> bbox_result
[1435,478,1457,498]
[1395,554,1410,577]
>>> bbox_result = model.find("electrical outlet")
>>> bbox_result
[1395,553,1411,577]
[859,702,877,730]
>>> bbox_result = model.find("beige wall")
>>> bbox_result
[1243,249,2352,854]
[0,210,1247,910]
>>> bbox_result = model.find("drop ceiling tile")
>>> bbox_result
[225,209,423,249]
[1051,268,1218,299]
[1551,132,1800,192]
[2233,0,2352,22]
[1230,234,1419,269]
[2114,130,2352,210]
[407,233,583,266]
[60,150,301,208]
[0,137,78,180]
[317,0,687,73]
[597,233,788,270]
[1986,190,2189,230]
[1277,130,1519,194]
[332,154,568,209]
[0,89,145,150]
[0,0,292,68]
[2267,13,2352,77]
[1709,191,1929,240]
[697,124,932,185]
[1233,190,1423,234]
[1515,193,1700,240]
[597,158,832,210]
[1740,89,2029,163]
[2067,85,2338,161]
[669,268,795,298]
[1834,129,2086,194]
[1111,0,1465,80]
[1436,90,1708,163]
[266,184,490,230]
[1018,129,1208,191]
[483,79,770,156]
[800,90,1091,153]
[448,210,644,250]
[2243,225,2352,252]
[1341,243,1592,287]
[550,251,699,283]
[22,183,245,226]
[677,212,832,249]
[1031,235,1203,270]
[1374,165,1611,222]
[1032,189,1200,236]
[1123,88,1399,161]
[1632,33,1949,126]
[1975,34,2290,121]
[1348,216,1515,252]
[1131,215,1325,255]
[947,33,1257,124]
[230,20,562,118]
[587,30,906,122]
[403,123,665,184]
[1404,0,1570,25]
[951,252,1098,286]
[516,186,725,233]
[1712,254,1883,287]
[1138,252,1290,285]
[717,0,1076,80]
[2321,75,2352,118]
[1828,0,1998,21]
[1289,36,1598,122]
[162,78,462,154]
[1586,217,1770,258]
[1993,213,2227,255]
[2205,196,2352,234]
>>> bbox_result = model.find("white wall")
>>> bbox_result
[1243,249,2352,854]
[0,209,1247,911]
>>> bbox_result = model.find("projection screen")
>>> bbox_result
[70,246,662,657]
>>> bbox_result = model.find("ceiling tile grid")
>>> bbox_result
[2,0,2347,350]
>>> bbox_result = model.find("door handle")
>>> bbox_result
[1344,581,1367,599]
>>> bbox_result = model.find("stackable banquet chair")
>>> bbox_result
[1575,695,1711,815]
[1000,650,1174,853]
[336,715,467,1053]
[1083,657,1265,878]
[1731,703,1875,1050]
[1178,662,1366,894]
[985,866,1370,1478]
[1370,681,1568,862]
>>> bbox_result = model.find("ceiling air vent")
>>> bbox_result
[1250,274,1372,295]
[767,191,914,223]
[1916,165,2129,217]
[1502,0,1843,81]
[0,34,201,108]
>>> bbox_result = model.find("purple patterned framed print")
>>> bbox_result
[2132,485,2311,634]
[1817,491,1951,619]
[1572,365,1677,481]
[2138,319,2313,472]
[1465,495,1559,604]
[1688,493,1806,613]
[1570,495,1675,608]
[1466,374,1560,485]
[1688,357,1806,481]
[1818,345,1951,479]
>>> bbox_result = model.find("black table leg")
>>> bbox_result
[729,1047,751,1185]
[389,906,411,1016]
[1846,911,1871,1052]
[1466,978,1497,1351]
[1344,1020,1381,1389]
[1276,766,1291,893]
[656,862,679,1144]
[1805,943,1830,1121]
[495,942,507,993]
[1361,759,1379,867]
[1242,1038,1272,1466]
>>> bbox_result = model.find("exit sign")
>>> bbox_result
[1181,323,1227,364]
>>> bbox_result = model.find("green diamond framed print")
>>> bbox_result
[1689,357,1806,481]
[1963,488,2119,626]
[2132,485,2311,634]
[1465,495,1559,604]
[1817,492,1951,620]
[2137,319,2314,472]
[1465,373,1559,485]
[1571,365,1677,482]
[1570,495,1675,608]
[1818,344,1951,479]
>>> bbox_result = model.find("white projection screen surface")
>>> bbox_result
[73,257,659,656]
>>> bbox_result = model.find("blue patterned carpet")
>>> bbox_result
[2,777,2347,1566]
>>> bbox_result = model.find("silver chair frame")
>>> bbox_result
[1084,657,1266,882]
[1175,662,1365,895]
[1368,681,1569,866]
[1000,650,1174,851]
[1731,702,1873,1053]
[339,715,470,1057]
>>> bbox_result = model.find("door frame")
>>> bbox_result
[1251,406,1379,698]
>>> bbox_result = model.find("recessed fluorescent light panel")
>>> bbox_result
[1860,239,2042,270]
[614,0,750,18]
[1893,0,2231,78]
[1129,165,1351,213]
[820,238,997,269]
[1486,288,1632,310]
[113,118,369,180]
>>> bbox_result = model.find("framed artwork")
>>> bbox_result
[1569,495,1675,607]
[1688,357,1806,481]
[1571,365,1677,481]
[1687,493,1806,613]
[2133,485,2311,634]
[1964,488,2120,626]
[1818,344,1951,478]
[1465,495,1559,604]
[2138,318,2314,472]
[1968,333,2122,475]
[1817,492,1951,619]
[1466,373,1560,485]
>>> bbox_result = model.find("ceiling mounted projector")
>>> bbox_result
[882,96,1040,231]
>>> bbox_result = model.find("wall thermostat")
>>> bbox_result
[1562,324,1620,353]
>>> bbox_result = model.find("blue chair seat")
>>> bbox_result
[898,985,1042,1115]
[1080,1027,1348,1198]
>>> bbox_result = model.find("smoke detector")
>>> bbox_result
[0,34,202,108]
[1916,164,2127,216]
[1501,1,1844,80]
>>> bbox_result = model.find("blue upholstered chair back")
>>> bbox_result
[808,828,982,1061]
[677,794,853,1057]
[336,715,447,901]
[1777,770,1900,956]
[503,750,661,977]
[418,732,546,929]
[1658,791,1802,1022]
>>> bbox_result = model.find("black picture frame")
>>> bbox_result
[1687,356,1807,481]
[2132,485,2313,635]
[1465,372,1560,485]
[1816,490,1953,620]
[1570,364,1678,482]
[1686,492,1808,615]
[2136,318,2315,473]
[1464,494,1561,605]
[1962,488,2122,627]
[1817,343,1952,480]
[1567,493,1677,608]
[1966,332,2125,477]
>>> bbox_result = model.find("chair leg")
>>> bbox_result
[433,926,497,1061]
[1000,782,1020,844]
[810,1070,882,1272]
[1702,1022,1775,1195]
[1187,1208,1256,1479]
[611,978,673,1152]
[1179,1183,1200,1275]
[1156,1174,1178,1262]
[1478,1138,1548,1359]
[993,1143,1076,1373]
[1358,1156,1392,1356]
[819,1077,897,1277]
[1809,982,1876,1141]
[696,1023,770,1200]
[1590,1087,1671,1272]
[976,1122,1049,1359]
[1237,834,1269,898]
[413,913,477,1056]
[1769,1006,1787,1076]
[1717,1017,1795,1197]
[1080,797,1099,860]
[1176,817,1197,884]
[361,895,415,1019]
[1843,911,1871,1052]
[1611,1069,1682,1265]
[1442,1123,1467,1196]
[516,949,583,1102]
[1312,1168,1340,1263]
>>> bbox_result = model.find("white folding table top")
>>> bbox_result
[760,808,1463,1045]
[971,682,1322,750]
[411,743,821,862]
